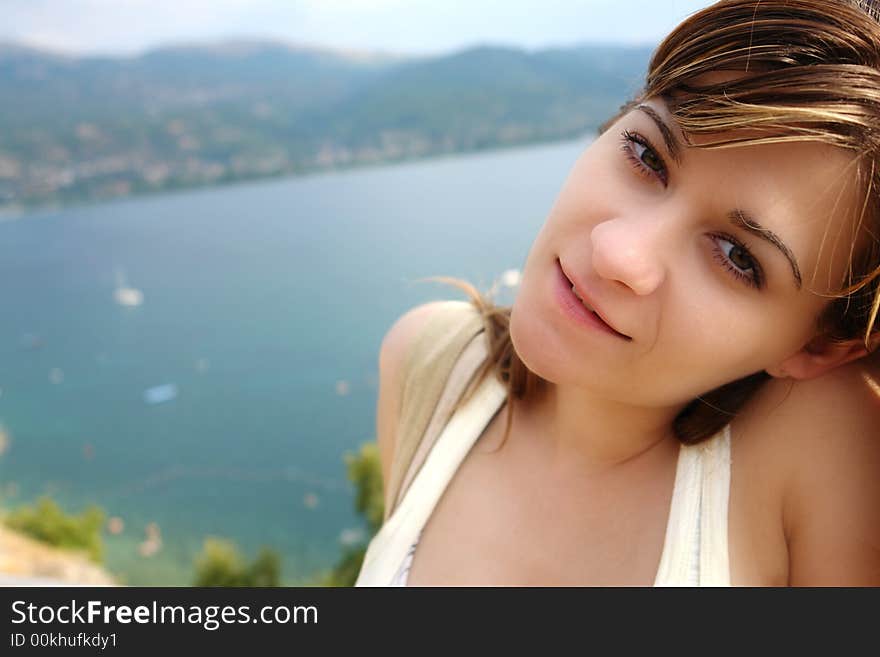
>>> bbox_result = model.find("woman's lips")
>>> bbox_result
[555,259,631,341]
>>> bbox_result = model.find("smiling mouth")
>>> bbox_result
[558,261,632,340]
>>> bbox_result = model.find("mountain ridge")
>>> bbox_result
[0,39,653,212]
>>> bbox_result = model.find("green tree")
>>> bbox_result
[4,497,105,563]
[322,442,385,586]
[345,442,384,535]
[193,537,281,587]
[247,547,282,587]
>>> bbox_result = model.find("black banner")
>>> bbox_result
[0,586,871,652]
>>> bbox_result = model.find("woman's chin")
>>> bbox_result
[509,299,565,384]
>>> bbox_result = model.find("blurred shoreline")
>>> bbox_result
[0,131,591,220]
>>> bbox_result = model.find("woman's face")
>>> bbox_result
[510,97,861,408]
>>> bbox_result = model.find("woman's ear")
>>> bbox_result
[766,335,877,380]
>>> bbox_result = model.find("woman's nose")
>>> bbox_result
[589,217,668,296]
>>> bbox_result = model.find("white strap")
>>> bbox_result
[355,373,507,586]
[653,426,732,586]
[396,332,490,511]
[699,424,731,586]
[653,443,703,586]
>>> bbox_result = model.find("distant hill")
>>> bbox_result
[0,40,652,212]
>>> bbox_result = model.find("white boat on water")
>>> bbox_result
[113,269,143,307]
[143,383,177,405]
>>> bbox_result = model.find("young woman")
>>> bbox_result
[356,0,880,586]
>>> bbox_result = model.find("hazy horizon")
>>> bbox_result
[0,33,656,61]
[4,0,715,58]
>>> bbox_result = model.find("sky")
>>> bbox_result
[3,0,717,57]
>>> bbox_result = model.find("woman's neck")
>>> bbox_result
[522,381,686,473]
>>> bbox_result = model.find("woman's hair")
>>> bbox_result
[429,0,880,445]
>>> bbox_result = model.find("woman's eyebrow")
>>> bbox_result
[729,209,803,289]
[635,104,682,164]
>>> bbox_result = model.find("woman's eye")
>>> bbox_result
[633,142,663,172]
[711,235,764,290]
[620,130,668,186]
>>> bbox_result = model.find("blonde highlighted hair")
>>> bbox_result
[429,0,880,445]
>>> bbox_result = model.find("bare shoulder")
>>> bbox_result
[375,301,463,507]
[733,357,880,585]
[737,357,880,458]
[378,301,459,376]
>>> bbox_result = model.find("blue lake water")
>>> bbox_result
[0,137,588,584]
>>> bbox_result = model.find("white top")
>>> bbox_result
[355,370,732,587]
